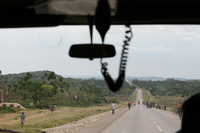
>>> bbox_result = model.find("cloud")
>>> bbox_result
[132,25,200,37]
[129,46,195,55]
[1,25,200,79]
[182,37,193,42]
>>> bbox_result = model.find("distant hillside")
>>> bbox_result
[67,75,104,79]
[126,76,188,81]
[65,75,189,81]
[3,70,63,82]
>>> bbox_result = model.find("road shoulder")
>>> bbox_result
[41,107,128,133]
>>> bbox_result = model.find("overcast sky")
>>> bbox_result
[0,25,200,79]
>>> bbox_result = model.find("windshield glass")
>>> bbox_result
[0,25,199,133]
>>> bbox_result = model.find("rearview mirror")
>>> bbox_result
[69,44,116,59]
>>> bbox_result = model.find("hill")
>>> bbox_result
[0,70,136,108]
[67,75,189,81]
[126,76,188,81]
[2,70,63,83]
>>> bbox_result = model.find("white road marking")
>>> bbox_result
[157,126,162,131]
[154,121,156,123]
[151,118,153,120]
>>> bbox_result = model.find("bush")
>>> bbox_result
[0,107,3,111]
[2,104,6,108]
[109,99,119,103]
[35,104,43,109]
[26,106,36,109]
[21,100,35,108]
[5,107,16,113]
[9,100,16,103]
[76,102,83,107]
[0,107,16,113]
[33,101,51,109]
[10,104,14,107]
[42,101,51,109]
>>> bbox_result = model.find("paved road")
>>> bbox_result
[71,89,181,133]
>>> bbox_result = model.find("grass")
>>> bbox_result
[140,89,187,112]
[141,89,151,101]
[155,96,187,111]
[0,104,127,133]
[130,89,137,103]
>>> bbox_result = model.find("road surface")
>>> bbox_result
[72,89,181,133]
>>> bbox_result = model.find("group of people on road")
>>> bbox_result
[143,100,183,118]
[143,101,167,110]
[155,104,167,110]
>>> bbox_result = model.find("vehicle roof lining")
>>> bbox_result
[1,0,200,28]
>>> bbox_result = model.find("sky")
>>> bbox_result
[0,25,200,79]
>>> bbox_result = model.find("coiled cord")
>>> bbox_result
[101,24,133,92]
[119,24,133,74]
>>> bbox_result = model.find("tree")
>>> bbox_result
[41,84,55,98]
[29,81,43,107]
[0,72,11,102]
[181,84,190,97]
[48,72,56,81]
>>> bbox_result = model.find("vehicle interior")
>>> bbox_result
[1,0,200,133]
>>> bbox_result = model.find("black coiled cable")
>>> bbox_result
[119,24,133,74]
[101,24,133,92]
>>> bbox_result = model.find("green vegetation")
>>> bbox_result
[132,79,200,111]
[141,89,151,101]
[143,94,187,112]
[0,105,124,133]
[132,78,200,97]
[0,107,17,113]
[0,70,135,132]
[2,104,6,108]
[129,89,137,102]
[0,70,136,111]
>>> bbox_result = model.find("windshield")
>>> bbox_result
[0,25,200,133]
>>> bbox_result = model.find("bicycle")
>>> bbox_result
[178,108,183,119]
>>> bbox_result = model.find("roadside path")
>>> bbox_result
[0,113,46,124]
[41,107,128,133]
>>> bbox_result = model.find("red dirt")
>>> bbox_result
[0,114,19,121]
[0,113,46,124]
[0,110,60,124]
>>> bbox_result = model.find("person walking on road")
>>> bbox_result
[111,102,116,115]
[20,112,25,125]
[128,101,131,110]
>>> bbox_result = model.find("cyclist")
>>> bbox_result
[177,102,183,118]
[173,104,178,115]
[128,101,131,110]
[50,104,56,113]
